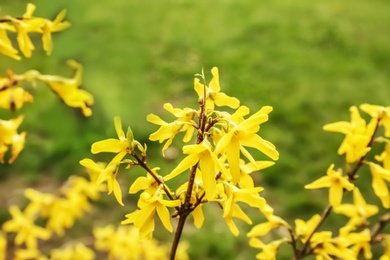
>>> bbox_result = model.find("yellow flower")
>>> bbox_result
[14,248,47,260]
[2,206,51,249]
[323,106,376,163]
[129,168,161,194]
[148,103,198,155]
[367,162,390,208]
[360,103,390,137]
[249,238,284,260]
[221,182,265,236]
[305,164,354,207]
[80,158,123,206]
[295,214,321,243]
[194,67,240,111]
[5,4,44,58]
[0,24,21,60]
[375,140,390,170]
[334,188,378,234]
[0,86,33,111]
[50,243,95,260]
[215,106,279,184]
[0,232,6,260]
[247,214,290,238]
[37,60,93,116]
[0,115,26,164]
[40,9,71,55]
[91,116,132,160]
[122,189,181,238]
[380,235,390,260]
[164,139,225,201]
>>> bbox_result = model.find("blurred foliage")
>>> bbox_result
[1,0,390,259]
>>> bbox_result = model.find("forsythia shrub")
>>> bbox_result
[1,3,390,260]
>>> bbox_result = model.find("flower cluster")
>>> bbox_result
[0,3,70,59]
[94,225,188,260]
[0,3,93,164]
[246,104,390,259]
[81,67,280,259]
[1,173,104,259]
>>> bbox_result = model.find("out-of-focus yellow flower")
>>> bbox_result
[122,189,181,238]
[80,158,123,206]
[3,3,70,58]
[0,24,21,60]
[247,214,290,238]
[2,206,51,249]
[380,235,390,260]
[37,60,93,116]
[194,67,240,111]
[215,106,279,184]
[0,115,26,164]
[360,103,390,137]
[50,243,95,260]
[94,225,184,260]
[14,248,47,260]
[334,188,378,235]
[305,164,354,207]
[164,139,225,200]
[323,106,377,163]
[0,87,33,111]
[0,232,6,260]
[295,214,321,243]
[5,4,44,58]
[148,103,198,155]
[375,140,390,170]
[249,238,285,260]
[366,162,390,208]
[40,9,70,55]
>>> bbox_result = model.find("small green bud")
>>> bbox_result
[126,126,135,150]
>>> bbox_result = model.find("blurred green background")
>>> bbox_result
[1,0,390,259]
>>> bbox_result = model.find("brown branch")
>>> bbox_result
[371,212,390,243]
[131,152,176,202]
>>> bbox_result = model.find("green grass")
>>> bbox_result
[1,0,390,259]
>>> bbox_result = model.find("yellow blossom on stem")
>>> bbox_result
[247,214,290,238]
[194,67,240,111]
[360,103,390,137]
[122,189,181,238]
[375,138,390,169]
[164,139,225,201]
[249,238,285,260]
[334,188,378,235]
[37,60,93,116]
[80,158,124,206]
[305,164,354,207]
[323,106,377,163]
[0,115,26,164]
[91,116,134,160]
[2,206,51,249]
[220,182,265,236]
[215,106,279,184]
[366,162,390,208]
[147,103,198,155]
[0,24,21,60]
[295,214,322,243]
